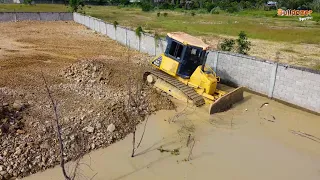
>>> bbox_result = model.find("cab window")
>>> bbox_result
[185,46,202,64]
[168,41,183,60]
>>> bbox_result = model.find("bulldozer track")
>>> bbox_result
[144,69,205,107]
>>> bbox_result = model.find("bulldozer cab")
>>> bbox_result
[164,32,209,79]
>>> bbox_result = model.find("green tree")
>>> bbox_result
[69,0,84,12]
[24,0,33,5]
[140,0,153,11]
[236,31,251,55]
[309,0,320,12]
[219,39,235,51]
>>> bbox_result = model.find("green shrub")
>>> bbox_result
[313,16,320,22]
[154,32,161,46]
[219,39,235,52]
[197,9,208,14]
[113,21,119,29]
[226,2,239,13]
[309,0,320,13]
[236,31,251,55]
[97,0,108,5]
[119,0,130,5]
[210,7,221,14]
[117,5,124,8]
[159,2,175,10]
[135,26,144,38]
[163,12,168,17]
[141,2,153,12]
[69,0,84,12]
[205,2,216,12]
[239,1,253,9]
[314,63,320,70]
[157,12,161,17]
[24,0,33,5]
[191,12,196,16]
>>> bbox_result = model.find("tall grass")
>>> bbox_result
[84,6,320,44]
[0,4,68,12]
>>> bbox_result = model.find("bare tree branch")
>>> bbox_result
[136,115,149,149]
[131,126,136,157]
[41,72,71,180]
[188,139,195,161]
[186,134,191,147]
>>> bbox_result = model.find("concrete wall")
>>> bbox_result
[85,16,90,27]
[126,29,139,51]
[210,51,320,113]
[16,12,40,21]
[0,12,73,22]
[273,65,320,112]
[155,39,167,56]
[39,12,60,21]
[0,12,15,22]
[94,18,100,32]
[59,12,73,21]
[106,23,116,40]
[115,26,127,45]
[99,21,106,35]
[140,34,156,55]
[89,17,94,30]
[73,12,80,23]
[214,52,274,95]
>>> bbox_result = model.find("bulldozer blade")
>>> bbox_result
[209,87,244,114]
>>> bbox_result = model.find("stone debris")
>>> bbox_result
[107,123,116,133]
[12,100,25,111]
[84,126,95,133]
[0,59,175,179]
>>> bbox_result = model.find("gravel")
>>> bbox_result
[0,59,175,179]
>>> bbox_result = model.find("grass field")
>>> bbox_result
[0,4,68,12]
[1,4,319,69]
[85,6,320,44]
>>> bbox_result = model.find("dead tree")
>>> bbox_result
[124,78,150,158]
[41,73,71,180]
[187,139,195,161]
[122,46,150,158]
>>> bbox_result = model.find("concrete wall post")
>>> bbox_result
[105,22,107,35]
[268,63,278,98]
[154,37,157,56]
[125,28,127,46]
[213,51,219,72]
[14,12,17,22]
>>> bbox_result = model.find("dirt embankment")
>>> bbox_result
[0,21,174,179]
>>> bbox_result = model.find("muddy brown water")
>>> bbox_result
[25,92,320,180]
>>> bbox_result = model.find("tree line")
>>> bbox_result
[87,0,320,13]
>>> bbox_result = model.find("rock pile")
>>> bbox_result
[63,59,110,86]
[0,59,175,179]
[0,100,28,135]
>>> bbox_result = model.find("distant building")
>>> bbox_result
[266,1,277,7]
[13,0,23,3]
[129,0,140,2]
[0,0,14,3]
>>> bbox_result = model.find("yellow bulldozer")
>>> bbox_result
[144,32,244,114]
